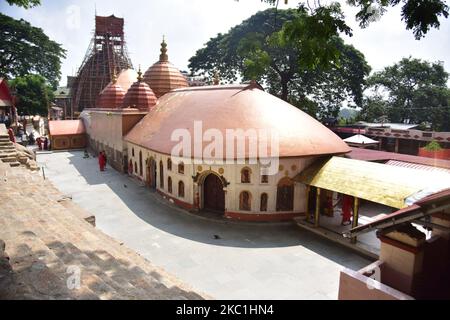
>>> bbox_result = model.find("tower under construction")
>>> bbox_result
[71,15,133,112]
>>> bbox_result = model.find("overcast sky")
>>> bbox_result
[1,0,449,87]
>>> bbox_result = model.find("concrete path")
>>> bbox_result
[37,151,371,300]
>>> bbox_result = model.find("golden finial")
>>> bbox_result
[137,65,143,82]
[160,35,168,62]
[112,69,118,84]
[213,70,220,85]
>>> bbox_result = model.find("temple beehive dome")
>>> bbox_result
[123,69,157,111]
[125,84,351,159]
[143,38,189,98]
[97,76,126,108]
[115,69,138,92]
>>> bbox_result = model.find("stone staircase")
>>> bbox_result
[0,161,206,300]
[0,131,21,168]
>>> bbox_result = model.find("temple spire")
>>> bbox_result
[137,65,143,82]
[160,36,168,62]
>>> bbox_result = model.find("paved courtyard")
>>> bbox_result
[37,151,371,300]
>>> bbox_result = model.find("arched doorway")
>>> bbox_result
[276,177,294,212]
[203,173,225,213]
[146,158,157,189]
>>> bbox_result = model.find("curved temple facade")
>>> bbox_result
[126,144,318,221]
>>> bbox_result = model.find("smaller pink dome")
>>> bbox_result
[97,80,126,109]
[122,70,157,111]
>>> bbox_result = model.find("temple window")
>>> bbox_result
[178,162,185,174]
[261,174,269,184]
[260,193,268,212]
[134,162,137,174]
[167,158,172,171]
[159,161,164,188]
[239,191,252,211]
[276,177,294,212]
[178,181,185,198]
[132,148,135,157]
[168,177,172,194]
[139,151,143,176]
[241,167,251,183]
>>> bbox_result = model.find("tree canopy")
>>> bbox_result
[189,8,370,119]
[360,57,450,131]
[9,74,54,116]
[4,0,41,8]
[0,13,65,88]
[263,0,449,39]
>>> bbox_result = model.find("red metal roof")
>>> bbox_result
[347,147,450,170]
[97,82,126,109]
[49,120,86,136]
[122,79,157,111]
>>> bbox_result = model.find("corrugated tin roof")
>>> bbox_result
[294,156,450,209]
[346,188,450,237]
[385,160,450,175]
[343,134,379,145]
[347,147,450,169]
[356,122,419,130]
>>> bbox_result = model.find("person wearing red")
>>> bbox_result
[341,194,353,226]
[7,128,15,143]
[98,151,106,172]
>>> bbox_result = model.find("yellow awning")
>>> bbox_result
[294,156,450,209]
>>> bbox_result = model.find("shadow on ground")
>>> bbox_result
[61,151,370,270]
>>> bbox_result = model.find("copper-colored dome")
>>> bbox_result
[143,39,188,98]
[125,84,351,159]
[97,79,126,108]
[123,70,157,111]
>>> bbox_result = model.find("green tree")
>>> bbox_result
[9,74,54,116]
[0,13,65,88]
[263,0,449,39]
[4,0,41,8]
[366,57,450,130]
[189,9,370,119]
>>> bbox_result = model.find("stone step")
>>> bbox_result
[0,164,206,300]
[0,153,17,159]
[7,200,172,299]
[4,230,100,300]
[1,157,18,163]
[0,146,15,151]
[8,162,21,167]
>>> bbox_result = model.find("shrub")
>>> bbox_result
[424,140,442,152]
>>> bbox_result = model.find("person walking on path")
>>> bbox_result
[98,151,106,172]
[43,137,49,150]
[341,194,353,226]
[7,127,15,143]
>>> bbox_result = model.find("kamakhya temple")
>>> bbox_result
[76,34,354,222]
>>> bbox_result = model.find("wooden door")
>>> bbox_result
[203,174,225,212]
